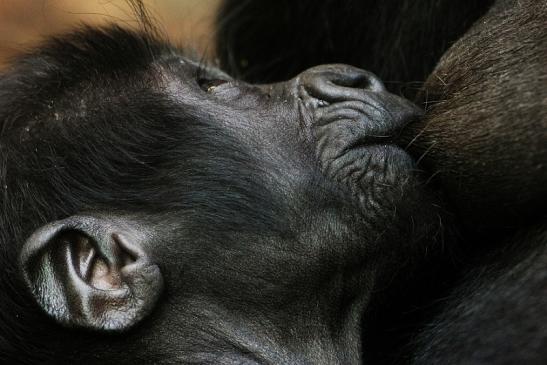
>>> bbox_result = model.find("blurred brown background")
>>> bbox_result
[0,0,219,68]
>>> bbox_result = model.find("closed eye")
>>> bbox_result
[194,61,232,93]
[197,78,229,93]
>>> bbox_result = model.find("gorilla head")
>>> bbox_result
[0,27,442,364]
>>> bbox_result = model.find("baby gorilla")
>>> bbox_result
[0,27,443,364]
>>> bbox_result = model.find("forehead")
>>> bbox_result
[0,27,186,131]
[0,27,296,232]
[0,28,216,147]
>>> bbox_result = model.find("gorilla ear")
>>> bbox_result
[19,215,163,332]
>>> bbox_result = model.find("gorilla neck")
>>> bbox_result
[156,277,375,364]
[195,302,366,363]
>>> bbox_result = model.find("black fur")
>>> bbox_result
[0,27,292,363]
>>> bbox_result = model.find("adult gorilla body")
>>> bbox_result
[218,0,547,363]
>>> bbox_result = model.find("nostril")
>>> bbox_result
[298,64,386,104]
[340,70,385,93]
[311,64,384,89]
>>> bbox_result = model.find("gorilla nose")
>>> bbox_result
[296,64,386,103]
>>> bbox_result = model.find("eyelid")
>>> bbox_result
[195,66,233,93]
[198,79,229,93]
[164,56,234,93]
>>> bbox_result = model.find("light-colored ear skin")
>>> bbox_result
[19,215,164,332]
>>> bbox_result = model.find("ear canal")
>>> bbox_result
[19,216,163,332]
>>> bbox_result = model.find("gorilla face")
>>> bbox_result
[163,58,423,221]
[0,27,441,364]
